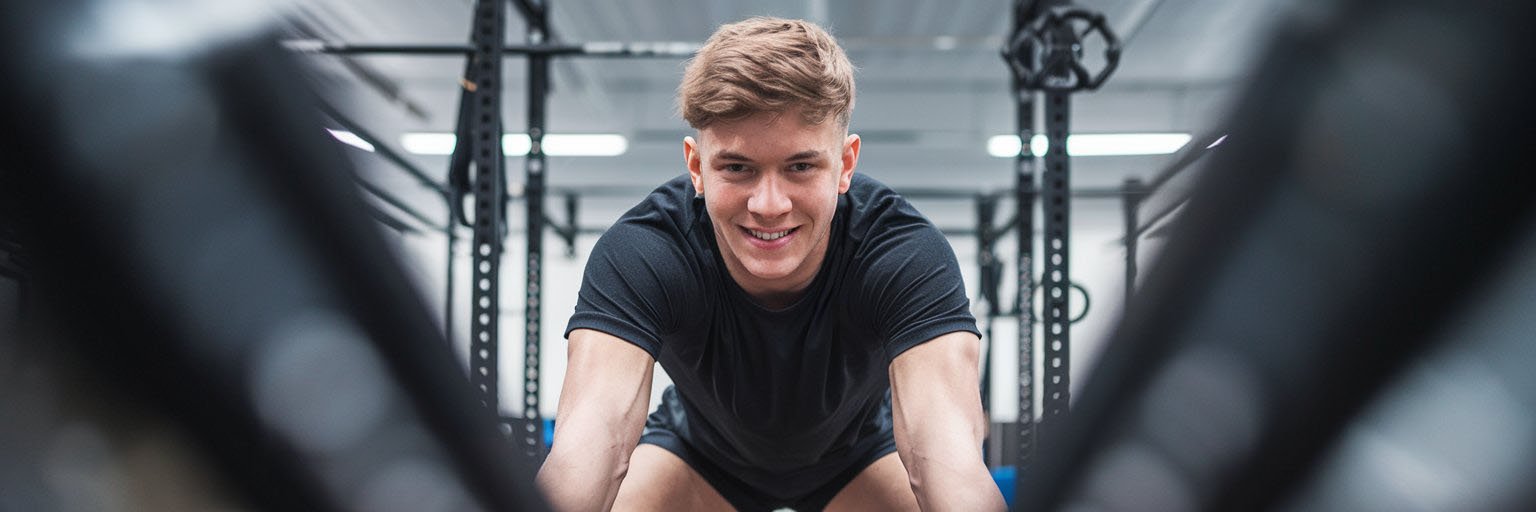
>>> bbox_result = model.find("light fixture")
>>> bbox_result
[400,132,628,157]
[987,133,1193,157]
[400,132,456,155]
[987,135,1024,158]
[326,128,375,152]
[539,134,628,156]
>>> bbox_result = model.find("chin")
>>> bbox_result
[742,258,802,280]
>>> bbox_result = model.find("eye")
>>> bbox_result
[721,163,749,173]
[789,162,815,172]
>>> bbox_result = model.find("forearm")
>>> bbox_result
[536,421,634,512]
[541,330,654,511]
[888,332,1003,511]
[897,424,1006,512]
[904,449,1005,512]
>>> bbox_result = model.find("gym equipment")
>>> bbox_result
[0,0,546,509]
[1014,0,1536,509]
[1001,0,1122,498]
[5,0,1530,510]
[291,0,702,458]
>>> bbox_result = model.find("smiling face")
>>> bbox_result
[685,108,860,307]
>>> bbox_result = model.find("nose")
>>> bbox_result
[746,174,792,219]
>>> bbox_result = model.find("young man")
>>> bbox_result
[537,17,1005,512]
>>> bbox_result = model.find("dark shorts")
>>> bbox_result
[638,387,899,512]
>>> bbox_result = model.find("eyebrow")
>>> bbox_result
[715,150,825,163]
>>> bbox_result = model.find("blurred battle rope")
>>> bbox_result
[0,1,546,510]
[1014,0,1536,511]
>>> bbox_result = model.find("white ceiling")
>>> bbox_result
[284,0,1296,230]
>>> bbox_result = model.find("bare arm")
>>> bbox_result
[889,331,1007,512]
[536,329,654,512]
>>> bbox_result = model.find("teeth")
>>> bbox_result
[748,228,792,241]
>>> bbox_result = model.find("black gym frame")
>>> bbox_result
[1002,0,1120,502]
[297,0,700,460]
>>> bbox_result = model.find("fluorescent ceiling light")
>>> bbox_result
[401,132,456,155]
[504,134,532,156]
[400,132,628,157]
[1206,134,1229,149]
[541,134,628,156]
[987,135,1024,159]
[326,128,375,152]
[987,133,1192,157]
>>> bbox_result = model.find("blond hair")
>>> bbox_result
[678,16,855,130]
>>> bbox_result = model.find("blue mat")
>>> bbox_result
[991,465,1016,506]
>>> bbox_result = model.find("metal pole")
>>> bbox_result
[465,0,507,440]
[521,0,551,460]
[362,202,420,234]
[318,103,450,196]
[1122,178,1144,313]
[285,41,700,58]
[445,224,457,359]
[354,178,445,231]
[1039,14,1076,439]
[1009,1,1041,497]
[977,194,999,414]
[563,193,579,257]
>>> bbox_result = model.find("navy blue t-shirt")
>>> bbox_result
[564,173,978,489]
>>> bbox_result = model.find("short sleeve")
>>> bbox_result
[564,221,699,359]
[856,216,980,363]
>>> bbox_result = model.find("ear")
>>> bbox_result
[684,135,704,196]
[838,133,860,194]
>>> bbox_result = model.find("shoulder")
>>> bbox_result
[842,173,909,225]
[589,175,704,278]
[611,174,699,239]
[842,173,934,238]
[840,173,945,258]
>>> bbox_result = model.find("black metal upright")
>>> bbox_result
[1004,1,1119,502]
[520,0,551,459]
[464,0,507,439]
[1005,0,1041,489]
[1121,178,1144,312]
[1039,36,1074,434]
[446,211,457,356]
[1012,89,1040,474]
[976,193,1000,415]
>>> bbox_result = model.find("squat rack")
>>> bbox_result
[292,0,699,461]
[1000,0,1121,502]
[996,3,1228,500]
